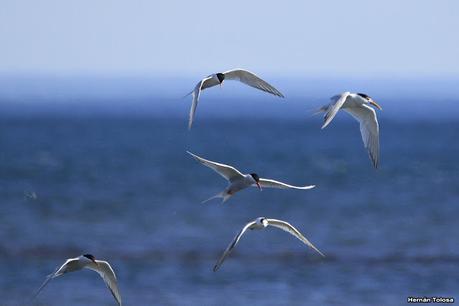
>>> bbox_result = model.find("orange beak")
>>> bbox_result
[370,100,382,110]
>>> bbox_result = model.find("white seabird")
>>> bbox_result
[187,151,315,203]
[318,92,382,168]
[186,69,284,129]
[34,254,122,306]
[214,217,324,271]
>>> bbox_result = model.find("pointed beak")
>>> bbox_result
[370,100,382,110]
[220,81,223,88]
[256,182,262,191]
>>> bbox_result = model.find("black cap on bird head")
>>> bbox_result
[83,254,96,262]
[216,73,225,84]
[250,173,262,191]
[256,217,268,226]
[250,173,260,182]
[357,92,382,110]
[357,93,370,100]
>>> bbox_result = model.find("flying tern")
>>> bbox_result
[187,151,315,203]
[186,69,284,129]
[34,254,122,306]
[317,92,382,168]
[214,217,324,271]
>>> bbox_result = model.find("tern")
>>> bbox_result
[187,151,315,203]
[214,217,324,271]
[185,69,284,129]
[317,92,382,168]
[34,254,122,306]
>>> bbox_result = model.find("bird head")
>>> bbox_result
[256,217,268,227]
[250,173,262,190]
[82,254,98,265]
[357,93,382,110]
[216,73,225,86]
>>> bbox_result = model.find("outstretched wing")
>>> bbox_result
[188,77,221,129]
[87,261,122,306]
[344,103,380,168]
[187,151,244,182]
[267,219,325,257]
[188,80,204,129]
[223,69,284,97]
[258,178,315,190]
[33,258,79,299]
[321,92,351,129]
[213,221,256,272]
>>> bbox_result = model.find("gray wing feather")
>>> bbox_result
[267,219,325,257]
[344,104,380,168]
[87,261,122,306]
[258,178,315,190]
[187,151,244,182]
[188,77,219,129]
[188,80,203,130]
[223,69,284,97]
[200,76,220,90]
[321,92,351,129]
[33,258,79,299]
[213,221,256,271]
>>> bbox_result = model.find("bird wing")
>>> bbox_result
[200,76,220,90]
[266,219,325,257]
[87,261,122,306]
[33,258,79,298]
[344,104,380,168]
[188,79,204,130]
[321,92,351,129]
[258,178,315,190]
[187,151,244,182]
[223,69,284,97]
[213,221,257,271]
[189,77,221,129]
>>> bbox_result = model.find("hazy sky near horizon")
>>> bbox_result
[1,0,458,78]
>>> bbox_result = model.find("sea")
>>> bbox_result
[0,78,458,305]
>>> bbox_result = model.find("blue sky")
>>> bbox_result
[1,0,458,78]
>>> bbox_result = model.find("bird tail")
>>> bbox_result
[202,190,232,203]
[182,90,193,99]
[310,105,328,117]
[33,273,56,299]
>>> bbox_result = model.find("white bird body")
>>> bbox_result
[187,151,315,203]
[319,92,382,168]
[213,217,324,271]
[34,254,122,306]
[187,68,284,129]
[228,174,257,193]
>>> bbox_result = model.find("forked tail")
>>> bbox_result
[182,90,193,99]
[310,105,328,117]
[33,272,57,299]
[201,190,232,203]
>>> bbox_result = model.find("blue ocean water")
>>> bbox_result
[0,113,458,305]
